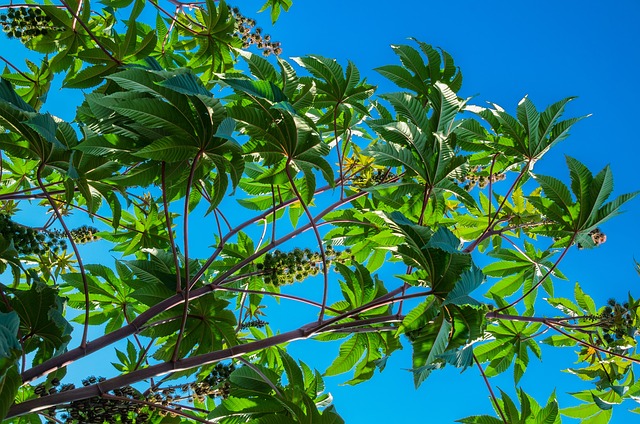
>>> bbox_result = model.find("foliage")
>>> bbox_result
[0,1,637,423]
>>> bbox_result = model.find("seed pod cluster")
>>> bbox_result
[206,362,236,386]
[258,246,353,286]
[37,376,162,423]
[0,214,100,256]
[352,169,388,188]
[0,214,48,254]
[37,372,249,423]
[0,7,62,42]
[241,318,268,329]
[461,166,506,191]
[229,6,282,56]
[48,225,100,245]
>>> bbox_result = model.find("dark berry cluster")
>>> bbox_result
[241,318,268,329]
[146,386,185,417]
[0,7,62,42]
[48,225,100,245]
[258,246,353,286]
[229,6,281,56]
[587,299,636,352]
[598,299,634,341]
[203,362,236,399]
[460,166,506,191]
[0,214,46,255]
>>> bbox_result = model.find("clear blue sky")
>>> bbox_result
[3,0,640,422]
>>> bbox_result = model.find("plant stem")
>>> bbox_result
[162,162,182,293]
[284,161,329,322]
[473,353,508,424]
[495,232,575,312]
[36,163,91,348]
[173,152,203,362]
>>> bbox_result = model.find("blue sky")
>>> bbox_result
[3,0,640,422]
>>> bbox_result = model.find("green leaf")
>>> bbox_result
[63,63,118,89]
[223,78,287,103]
[443,265,484,307]
[574,282,596,315]
[0,366,20,421]
[229,364,278,393]
[0,312,21,376]
[411,314,452,387]
[456,416,504,424]
[325,335,365,377]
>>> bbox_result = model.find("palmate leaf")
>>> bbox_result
[473,96,586,164]
[221,78,288,103]
[238,50,279,83]
[258,0,292,24]
[1,58,53,110]
[292,55,374,116]
[429,81,461,136]
[528,156,638,246]
[380,92,430,130]
[0,83,69,160]
[384,212,472,297]
[2,282,72,363]
[458,388,560,424]
[447,305,487,349]
[0,78,35,112]
[376,41,462,95]
[233,99,333,189]
[443,265,484,307]
[516,96,540,155]
[366,126,472,212]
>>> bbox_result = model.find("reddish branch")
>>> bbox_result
[20,184,370,383]
[173,152,203,361]
[473,354,508,424]
[9,284,422,418]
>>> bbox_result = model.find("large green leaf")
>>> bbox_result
[2,283,72,364]
[410,314,452,387]
[0,312,21,376]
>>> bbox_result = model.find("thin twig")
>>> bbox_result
[59,0,122,65]
[496,232,576,312]
[36,163,91,348]
[284,161,329,322]
[473,353,508,424]
[162,162,183,293]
